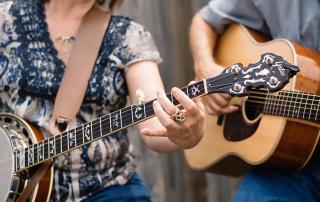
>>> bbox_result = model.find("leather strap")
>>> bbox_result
[49,5,111,135]
[16,161,52,202]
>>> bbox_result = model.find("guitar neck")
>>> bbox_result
[248,90,320,121]
[15,80,208,171]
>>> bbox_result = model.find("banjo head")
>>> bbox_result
[0,126,14,202]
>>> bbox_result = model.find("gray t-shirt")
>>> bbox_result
[202,0,320,51]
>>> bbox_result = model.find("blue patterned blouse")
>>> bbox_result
[0,1,161,201]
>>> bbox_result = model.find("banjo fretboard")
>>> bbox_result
[14,81,206,171]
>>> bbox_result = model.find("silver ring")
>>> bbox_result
[171,109,186,124]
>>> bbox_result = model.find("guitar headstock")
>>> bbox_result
[206,53,300,96]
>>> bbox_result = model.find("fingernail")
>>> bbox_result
[171,87,179,94]
[153,100,159,107]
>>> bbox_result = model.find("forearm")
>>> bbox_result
[189,11,219,78]
[126,61,180,153]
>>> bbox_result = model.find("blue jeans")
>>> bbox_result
[84,173,152,202]
[233,152,320,202]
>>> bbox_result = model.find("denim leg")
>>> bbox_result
[233,157,320,202]
[84,173,152,202]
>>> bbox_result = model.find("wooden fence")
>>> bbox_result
[117,1,241,202]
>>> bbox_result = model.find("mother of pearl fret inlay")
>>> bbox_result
[112,113,120,128]
[69,130,76,148]
[49,138,55,156]
[134,106,143,119]
[38,142,43,161]
[28,147,33,165]
[84,123,91,141]
[191,85,201,96]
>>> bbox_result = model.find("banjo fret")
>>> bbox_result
[20,148,25,170]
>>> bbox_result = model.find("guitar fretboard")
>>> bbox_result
[247,90,320,121]
[15,80,206,171]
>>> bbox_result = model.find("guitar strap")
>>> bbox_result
[17,5,111,202]
[16,161,52,202]
[49,5,111,135]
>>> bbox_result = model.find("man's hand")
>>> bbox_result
[190,11,238,116]
[195,61,238,116]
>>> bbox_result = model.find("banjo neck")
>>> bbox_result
[14,53,299,172]
[14,80,207,172]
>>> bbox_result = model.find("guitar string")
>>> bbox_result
[238,101,319,121]
[248,88,319,100]
[245,89,319,115]
[247,96,318,105]
[244,101,319,116]
[246,92,319,109]
[248,92,318,100]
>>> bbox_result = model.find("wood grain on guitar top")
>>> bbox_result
[268,39,320,170]
[184,24,320,176]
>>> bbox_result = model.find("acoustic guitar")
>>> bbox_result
[184,24,320,177]
[0,53,298,201]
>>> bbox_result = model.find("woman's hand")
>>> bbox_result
[141,85,205,149]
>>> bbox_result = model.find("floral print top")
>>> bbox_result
[0,1,161,201]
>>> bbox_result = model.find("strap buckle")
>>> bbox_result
[54,116,71,132]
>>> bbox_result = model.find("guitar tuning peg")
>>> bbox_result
[269,76,278,85]
[233,83,243,92]
[230,65,241,74]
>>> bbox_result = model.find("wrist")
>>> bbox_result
[194,59,223,79]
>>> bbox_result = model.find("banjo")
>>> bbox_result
[0,53,299,201]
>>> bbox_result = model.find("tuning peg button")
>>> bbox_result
[264,55,274,65]
[269,76,278,85]
[230,65,240,74]
[234,83,242,92]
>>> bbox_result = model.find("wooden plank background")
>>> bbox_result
[117,1,241,202]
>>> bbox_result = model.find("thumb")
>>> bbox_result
[140,128,167,137]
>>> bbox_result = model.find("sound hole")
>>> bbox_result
[223,109,260,141]
[223,90,266,142]
[245,96,264,121]
[245,89,268,120]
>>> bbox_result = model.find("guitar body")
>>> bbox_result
[0,113,53,201]
[184,24,320,176]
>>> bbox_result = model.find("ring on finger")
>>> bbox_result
[171,109,186,125]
